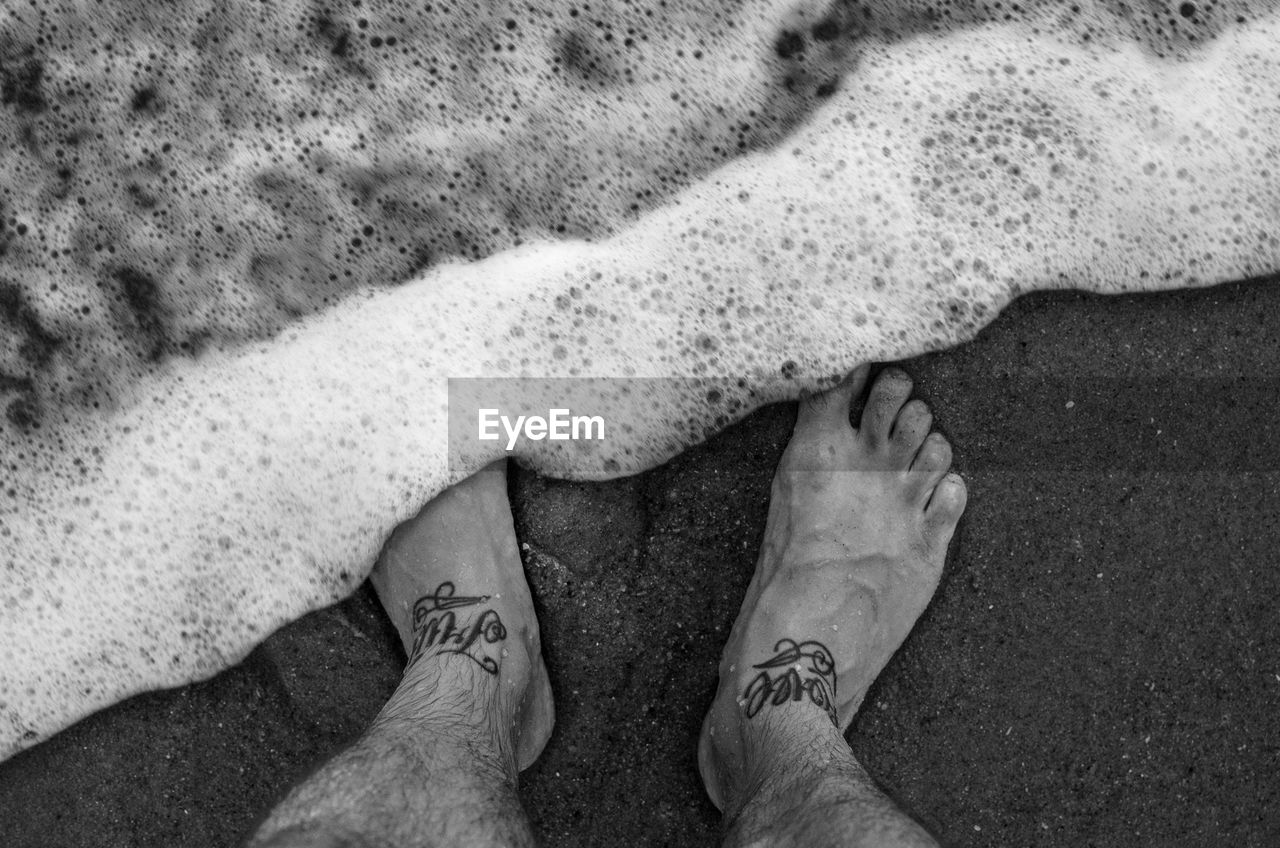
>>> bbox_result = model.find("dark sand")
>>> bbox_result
[2,281,1279,847]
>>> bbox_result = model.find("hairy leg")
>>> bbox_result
[248,461,553,848]
[700,366,967,848]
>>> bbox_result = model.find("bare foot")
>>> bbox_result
[698,365,967,811]
[371,460,554,774]
[247,462,550,848]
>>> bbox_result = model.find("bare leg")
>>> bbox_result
[248,461,554,848]
[699,366,967,848]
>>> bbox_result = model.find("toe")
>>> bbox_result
[925,473,968,539]
[795,365,870,434]
[860,367,914,443]
[910,432,953,495]
[891,399,933,457]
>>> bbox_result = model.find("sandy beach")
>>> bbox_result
[2,278,1278,846]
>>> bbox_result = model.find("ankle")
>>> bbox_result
[716,696,860,811]
[377,653,524,779]
[727,722,865,824]
[724,764,879,848]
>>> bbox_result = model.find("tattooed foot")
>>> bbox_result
[371,460,554,774]
[698,365,967,810]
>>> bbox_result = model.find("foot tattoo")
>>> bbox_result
[408,582,508,675]
[699,365,968,811]
[742,639,838,726]
[371,461,555,771]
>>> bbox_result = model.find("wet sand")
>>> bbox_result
[2,280,1278,846]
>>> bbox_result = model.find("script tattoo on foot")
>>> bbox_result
[407,582,507,674]
[742,638,838,726]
